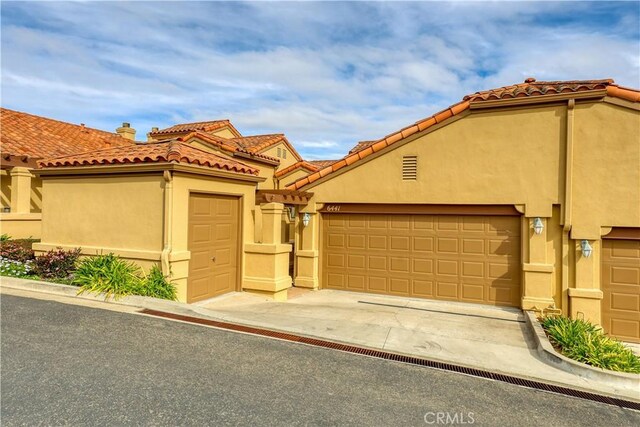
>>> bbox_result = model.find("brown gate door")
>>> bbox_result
[322,214,521,307]
[601,239,640,343]
[187,193,240,303]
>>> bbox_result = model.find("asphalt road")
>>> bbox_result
[1,294,638,426]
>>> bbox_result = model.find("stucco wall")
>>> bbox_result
[35,174,165,264]
[262,143,299,170]
[279,168,311,189]
[1,170,10,209]
[210,127,238,139]
[571,102,640,238]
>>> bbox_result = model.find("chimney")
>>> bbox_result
[116,122,136,140]
[147,127,159,142]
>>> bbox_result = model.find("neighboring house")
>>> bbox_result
[0,108,135,238]
[288,78,640,344]
[148,121,303,189]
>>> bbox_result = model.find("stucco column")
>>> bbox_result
[10,167,32,214]
[521,216,556,310]
[294,211,320,289]
[243,202,292,300]
[568,239,603,324]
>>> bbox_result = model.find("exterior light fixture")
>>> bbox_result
[580,240,593,258]
[2,207,10,213]
[533,217,544,235]
[302,213,311,227]
[287,206,296,221]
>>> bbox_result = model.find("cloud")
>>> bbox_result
[1,1,638,159]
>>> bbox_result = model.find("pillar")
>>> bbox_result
[243,202,292,300]
[294,210,320,289]
[568,239,603,324]
[10,167,32,214]
[522,216,556,310]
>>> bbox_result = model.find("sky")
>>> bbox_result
[2,1,639,160]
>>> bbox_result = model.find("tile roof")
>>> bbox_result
[39,140,259,175]
[347,141,376,155]
[308,159,338,169]
[226,134,303,161]
[274,161,320,178]
[179,131,280,164]
[149,120,241,137]
[1,107,133,160]
[288,78,640,190]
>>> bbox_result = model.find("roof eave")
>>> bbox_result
[469,90,607,110]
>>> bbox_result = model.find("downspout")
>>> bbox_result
[562,99,575,314]
[161,170,173,276]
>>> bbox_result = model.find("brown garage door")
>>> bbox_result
[601,238,640,343]
[187,193,240,303]
[322,214,521,307]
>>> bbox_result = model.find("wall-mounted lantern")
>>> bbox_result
[302,212,311,227]
[532,217,544,235]
[580,240,593,258]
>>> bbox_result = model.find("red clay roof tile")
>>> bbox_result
[1,108,133,161]
[288,78,639,190]
[274,160,319,178]
[39,140,259,175]
[149,120,241,137]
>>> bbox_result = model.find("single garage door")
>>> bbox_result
[601,238,640,343]
[322,213,521,307]
[187,193,240,303]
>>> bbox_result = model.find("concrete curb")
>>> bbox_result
[524,310,640,388]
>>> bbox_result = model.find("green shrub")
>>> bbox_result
[1,234,11,242]
[139,266,177,301]
[33,247,81,280]
[0,256,34,277]
[74,254,143,299]
[0,240,35,263]
[74,254,177,300]
[540,316,640,374]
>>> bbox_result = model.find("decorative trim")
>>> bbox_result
[567,288,604,300]
[319,203,520,216]
[523,263,554,273]
[256,190,314,205]
[469,90,607,110]
[602,227,640,241]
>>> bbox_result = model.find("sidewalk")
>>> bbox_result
[2,277,638,402]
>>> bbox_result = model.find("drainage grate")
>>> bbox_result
[139,308,640,411]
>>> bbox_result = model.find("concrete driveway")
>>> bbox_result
[195,288,640,401]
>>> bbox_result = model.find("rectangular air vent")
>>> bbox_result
[402,155,418,180]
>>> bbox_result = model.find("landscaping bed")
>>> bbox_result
[539,315,640,374]
[0,236,177,300]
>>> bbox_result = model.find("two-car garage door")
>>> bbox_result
[322,213,522,307]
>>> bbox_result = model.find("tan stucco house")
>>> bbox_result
[0,108,135,238]
[4,78,640,345]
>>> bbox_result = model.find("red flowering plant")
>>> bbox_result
[33,247,82,280]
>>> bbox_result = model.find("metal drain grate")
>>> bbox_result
[139,308,640,411]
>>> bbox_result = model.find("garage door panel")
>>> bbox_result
[323,213,521,307]
[602,238,640,343]
[187,194,239,303]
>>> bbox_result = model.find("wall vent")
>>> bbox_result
[402,156,418,180]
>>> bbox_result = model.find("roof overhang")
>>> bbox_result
[234,151,280,166]
[469,90,607,110]
[35,162,265,183]
[256,189,314,205]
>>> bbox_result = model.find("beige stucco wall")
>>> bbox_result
[1,169,10,209]
[210,127,238,139]
[34,174,165,267]
[297,99,640,322]
[261,143,299,170]
[0,168,43,238]
[278,168,311,189]
[168,172,258,302]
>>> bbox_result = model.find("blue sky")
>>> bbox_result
[2,1,639,159]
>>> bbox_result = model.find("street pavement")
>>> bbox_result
[1,294,638,426]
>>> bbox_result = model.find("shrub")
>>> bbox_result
[0,256,34,277]
[139,266,177,301]
[1,234,10,242]
[0,241,35,263]
[33,247,81,280]
[74,254,143,299]
[540,316,640,374]
[73,254,177,301]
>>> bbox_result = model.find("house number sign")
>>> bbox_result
[325,205,341,212]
